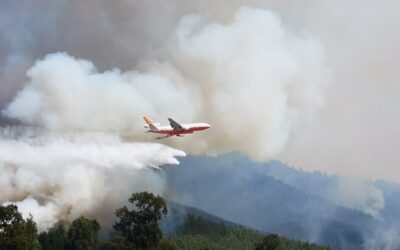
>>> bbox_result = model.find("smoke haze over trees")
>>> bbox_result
[1,192,331,250]
[165,154,400,249]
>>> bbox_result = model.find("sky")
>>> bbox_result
[1,0,399,183]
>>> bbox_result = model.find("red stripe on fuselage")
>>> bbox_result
[149,126,209,135]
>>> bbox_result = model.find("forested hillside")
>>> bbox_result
[165,153,400,249]
[171,215,331,250]
[1,191,333,250]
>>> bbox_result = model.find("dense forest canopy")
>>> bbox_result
[0,192,330,250]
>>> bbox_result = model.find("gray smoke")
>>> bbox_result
[0,4,330,231]
[1,1,399,183]
[3,7,330,160]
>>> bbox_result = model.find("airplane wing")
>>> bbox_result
[168,118,185,131]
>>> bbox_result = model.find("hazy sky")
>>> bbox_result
[1,0,399,182]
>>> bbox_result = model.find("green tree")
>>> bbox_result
[255,234,284,250]
[67,216,101,250]
[39,223,67,250]
[113,191,168,249]
[0,204,40,250]
[97,237,136,250]
[24,216,41,250]
[0,204,24,249]
[158,239,176,250]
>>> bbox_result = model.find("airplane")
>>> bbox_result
[143,116,210,139]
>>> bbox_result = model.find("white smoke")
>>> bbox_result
[0,127,185,231]
[2,53,195,132]
[3,7,330,160]
[330,178,385,218]
[171,8,330,158]
[365,226,400,250]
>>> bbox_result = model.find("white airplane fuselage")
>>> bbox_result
[149,123,210,135]
[143,116,210,138]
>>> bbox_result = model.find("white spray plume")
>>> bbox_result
[0,127,185,231]
[3,7,330,160]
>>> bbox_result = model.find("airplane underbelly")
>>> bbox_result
[152,129,194,135]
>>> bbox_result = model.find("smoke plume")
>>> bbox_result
[330,178,385,218]
[0,6,331,230]
[3,7,330,160]
[1,0,400,183]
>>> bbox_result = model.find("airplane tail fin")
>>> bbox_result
[143,116,159,131]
